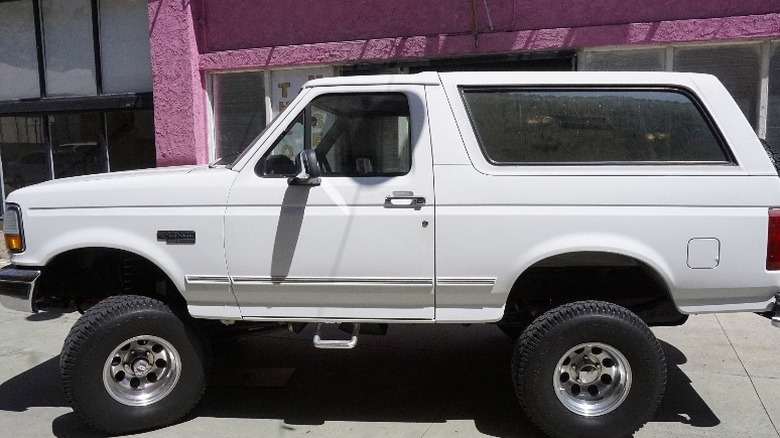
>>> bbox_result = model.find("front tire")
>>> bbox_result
[512,301,666,438]
[60,295,207,434]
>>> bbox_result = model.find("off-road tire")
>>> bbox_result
[511,300,666,438]
[60,295,207,434]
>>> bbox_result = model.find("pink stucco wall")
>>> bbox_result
[147,0,208,166]
[199,13,780,71]
[148,0,780,166]
[201,0,780,52]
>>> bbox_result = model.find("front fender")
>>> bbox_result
[12,206,231,300]
[18,226,188,293]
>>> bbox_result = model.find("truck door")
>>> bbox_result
[224,86,435,320]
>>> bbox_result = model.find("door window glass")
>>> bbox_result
[258,93,411,177]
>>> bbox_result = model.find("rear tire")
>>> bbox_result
[61,295,207,434]
[512,300,666,438]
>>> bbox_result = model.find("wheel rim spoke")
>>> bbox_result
[103,335,181,407]
[552,342,632,416]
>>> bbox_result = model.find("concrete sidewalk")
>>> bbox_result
[0,308,776,438]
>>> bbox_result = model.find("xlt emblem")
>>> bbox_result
[157,230,196,245]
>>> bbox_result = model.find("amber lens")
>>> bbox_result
[4,234,22,251]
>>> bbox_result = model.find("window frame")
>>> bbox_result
[255,92,413,178]
[459,85,736,167]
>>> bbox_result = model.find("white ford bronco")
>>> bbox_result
[1,72,779,437]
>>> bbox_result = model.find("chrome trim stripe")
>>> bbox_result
[188,276,493,287]
[437,278,496,286]
[185,276,231,284]
[231,276,433,285]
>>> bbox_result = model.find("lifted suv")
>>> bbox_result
[1,71,779,438]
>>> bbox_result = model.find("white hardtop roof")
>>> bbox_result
[304,71,717,88]
[304,72,441,88]
[440,70,716,87]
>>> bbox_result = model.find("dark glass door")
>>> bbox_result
[48,113,106,178]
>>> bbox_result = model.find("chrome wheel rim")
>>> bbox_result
[103,335,181,407]
[553,342,632,416]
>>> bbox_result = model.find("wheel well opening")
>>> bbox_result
[36,248,184,312]
[501,251,686,329]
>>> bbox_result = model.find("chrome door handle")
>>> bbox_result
[385,191,426,209]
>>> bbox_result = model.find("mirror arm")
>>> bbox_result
[287,174,321,186]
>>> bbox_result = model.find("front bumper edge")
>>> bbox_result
[0,265,41,313]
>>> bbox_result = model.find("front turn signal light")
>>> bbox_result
[3,204,24,253]
[4,234,22,252]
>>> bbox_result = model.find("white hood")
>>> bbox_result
[6,165,239,209]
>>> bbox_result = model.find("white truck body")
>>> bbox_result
[4,71,780,321]
[2,71,778,438]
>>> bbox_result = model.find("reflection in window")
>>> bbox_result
[107,111,156,171]
[0,117,50,195]
[258,93,411,177]
[0,0,40,100]
[48,114,106,178]
[462,88,728,164]
[99,0,153,93]
[41,0,97,96]
[1,111,156,199]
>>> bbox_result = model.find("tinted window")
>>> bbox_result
[461,88,729,164]
[258,93,411,176]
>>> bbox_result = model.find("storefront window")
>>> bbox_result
[48,113,106,178]
[107,111,156,171]
[0,117,50,195]
[269,67,334,118]
[0,0,40,100]
[41,0,98,96]
[768,42,780,147]
[1,111,155,200]
[212,72,267,161]
[674,45,761,129]
[580,49,665,71]
[581,43,768,134]
[0,2,154,212]
[99,0,153,93]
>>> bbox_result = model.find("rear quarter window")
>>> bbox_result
[460,87,731,165]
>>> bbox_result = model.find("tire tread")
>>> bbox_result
[511,300,666,438]
[60,295,206,434]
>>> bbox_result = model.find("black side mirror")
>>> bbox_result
[287,149,321,186]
